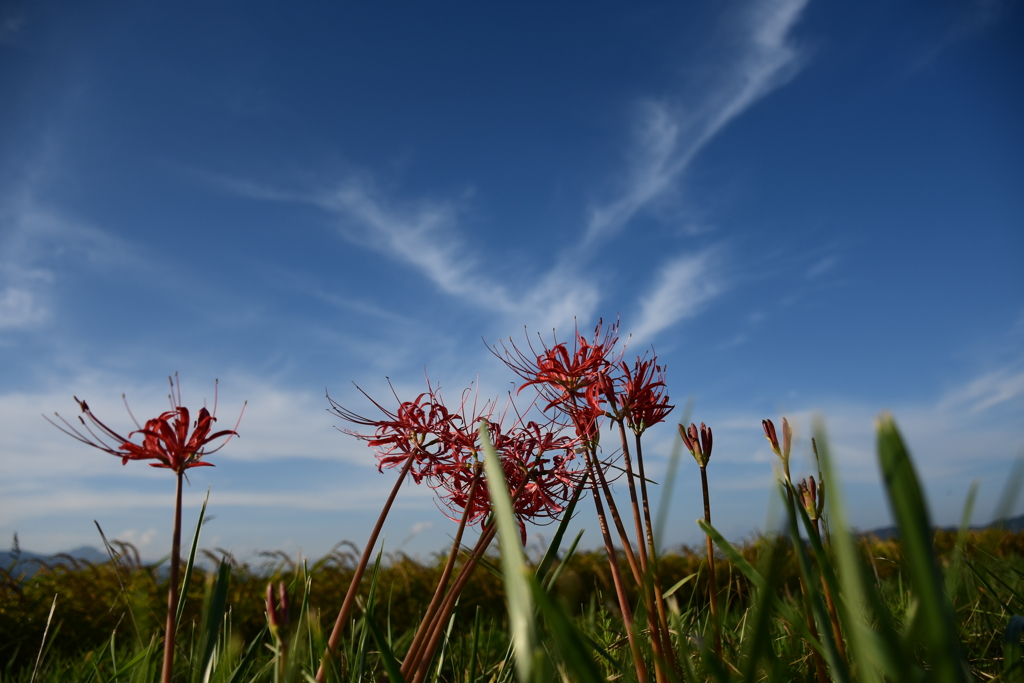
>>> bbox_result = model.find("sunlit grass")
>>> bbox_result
[4,442,1024,682]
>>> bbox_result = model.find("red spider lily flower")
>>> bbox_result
[492,318,621,411]
[567,400,605,451]
[327,383,459,484]
[611,357,674,435]
[47,377,243,474]
[433,417,584,544]
[503,421,582,517]
[679,422,712,468]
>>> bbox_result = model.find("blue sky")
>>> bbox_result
[1,0,1022,562]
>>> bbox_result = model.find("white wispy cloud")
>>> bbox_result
[313,180,515,310]
[205,0,810,341]
[0,286,48,329]
[2,482,435,523]
[0,184,137,335]
[629,249,722,345]
[583,0,809,245]
[938,362,1024,414]
[806,255,838,279]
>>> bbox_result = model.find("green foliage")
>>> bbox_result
[4,415,1024,681]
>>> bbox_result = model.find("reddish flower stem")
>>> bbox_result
[591,448,643,587]
[316,454,414,683]
[635,433,678,674]
[160,471,183,683]
[616,422,650,573]
[699,465,722,660]
[410,523,498,683]
[401,467,482,676]
[615,421,667,683]
[407,470,529,683]
[583,447,649,683]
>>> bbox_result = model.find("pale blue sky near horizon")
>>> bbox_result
[1,0,1022,563]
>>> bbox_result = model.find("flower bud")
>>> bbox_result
[699,422,713,463]
[266,582,279,636]
[762,419,780,456]
[266,581,289,640]
[679,422,707,467]
[798,478,817,520]
[782,418,792,461]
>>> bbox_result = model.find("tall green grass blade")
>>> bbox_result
[1004,615,1024,683]
[876,413,967,683]
[480,422,540,683]
[655,406,691,553]
[29,594,57,683]
[198,560,231,683]
[366,614,406,683]
[431,611,458,683]
[670,622,697,683]
[352,547,385,683]
[93,521,142,642]
[968,556,1024,610]
[815,418,903,683]
[662,573,697,599]
[945,481,978,605]
[535,472,587,586]
[543,529,584,593]
[792,490,843,627]
[177,488,211,629]
[781,484,850,683]
[698,518,820,651]
[529,578,604,683]
[995,456,1024,527]
[225,625,266,683]
[740,539,783,683]
[697,519,764,591]
[467,607,482,683]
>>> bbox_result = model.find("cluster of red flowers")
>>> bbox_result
[495,318,674,451]
[329,319,675,545]
[328,382,583,543]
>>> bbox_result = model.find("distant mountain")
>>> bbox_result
[1,546,108,579]
[858,513,1024,540]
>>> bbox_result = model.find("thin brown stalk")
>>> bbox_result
[616,422,650,572]
[699,465,722,660]
[583,447,649,683]
[407,470,532,682]
[316,454,414,683]
[401,467,482,676]
[615,422,667,683]
[161,471,184,683]
[635,433,678,673]
[410,523,498,683]
[590,449,644,586]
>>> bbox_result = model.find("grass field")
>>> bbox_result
[3,419,1023,682]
